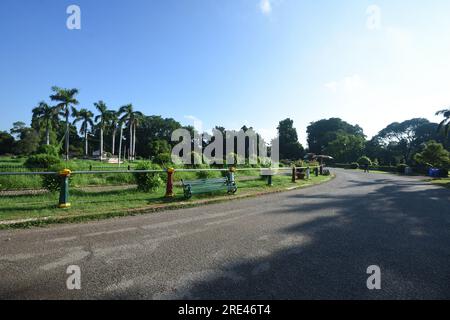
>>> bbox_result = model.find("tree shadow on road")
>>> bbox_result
[109,178,450,300]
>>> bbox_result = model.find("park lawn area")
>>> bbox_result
[427,178,450,189]
[353,168,389,174]
[0,174,333,227]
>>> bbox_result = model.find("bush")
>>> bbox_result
[196,164,221,179]
[397,164,408,174]
[133,161,163,192]
[439,168,449,178]
[36,144,60,157]
[41,163,66,192]
[357,156,372,167]
[349,162,359,169]
[24,154,61,169]
[153,153,173,166]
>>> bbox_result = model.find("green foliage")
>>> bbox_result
[153,152,173,166]
[36,144,60,157]
[414,141,450,169]
[277,118,305,160]
[12,128,40,155]
[438,168,448,178]
[357,156,372,166]
[397,163,408,174]
[0,131,14,155]
[307,118,364,154]
[42,164,65,192]
[325,133,365,163]
[24,154,62,169]
[196,164,221,179]
[133,161,163,192]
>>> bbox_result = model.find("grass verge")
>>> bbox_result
[0,174,334,229]
[425,178,450,189]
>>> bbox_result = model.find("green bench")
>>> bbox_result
[181,177,237,199]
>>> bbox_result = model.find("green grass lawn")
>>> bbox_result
[0,156,265,190]
[427,178,450,189]
[0,174,333,227]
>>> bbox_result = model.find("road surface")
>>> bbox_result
[1,169,449,299]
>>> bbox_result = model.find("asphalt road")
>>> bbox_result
[1,169,449,299]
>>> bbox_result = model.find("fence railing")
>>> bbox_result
[0,166,321,208]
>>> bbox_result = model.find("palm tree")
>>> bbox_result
[436,108,450,138]
[50,87,79,160]
[72,108,94,157]
[106,110,119,156]
[118,104,143,160]
[94,101,108,161]
[31,102,58,146]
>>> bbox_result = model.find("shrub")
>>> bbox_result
[36,144,60,157]
[133,161,163,192]
[357,156,372,167]
[153,153,173,166]
[24,154,61,169]
[439,168,449,178]
[397,164,408,174]
[196,164,221,179]
[349,162,359,169]
[322,169,331,176]
[41,163,66,192]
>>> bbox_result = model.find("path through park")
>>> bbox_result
[1,169,449,299]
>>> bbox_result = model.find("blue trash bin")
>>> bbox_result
[429,168,439,177]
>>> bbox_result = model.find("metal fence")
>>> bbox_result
[0,166,321,208]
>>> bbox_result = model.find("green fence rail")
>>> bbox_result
[0,166,322,208]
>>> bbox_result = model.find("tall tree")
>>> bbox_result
[118,104,143,160]
[277,118,305,160]
[0,131,15,155]
[106,110,119,156]
[94,101,108,160]
[377,118,430,163]
[72,108,94,157]
[31,102,58,146]
[10,122,40,155]
[324,132,365,163]
[436,108,450,138]
[307,118,365,154]
[50,87,79,160]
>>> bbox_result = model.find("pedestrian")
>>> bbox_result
[364,163,369,173]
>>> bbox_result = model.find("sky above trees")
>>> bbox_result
[1,0,449,144]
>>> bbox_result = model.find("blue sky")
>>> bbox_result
[1,0,449,144]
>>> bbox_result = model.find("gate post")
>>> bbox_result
[58,169,72,208]
[292,166,296,183]
[228,167,236,183]
[165,167,175,198]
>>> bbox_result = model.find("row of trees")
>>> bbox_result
[0,84,449,168]
[305,111,450,169]
[1,87,160,161]
[1,86,306,164]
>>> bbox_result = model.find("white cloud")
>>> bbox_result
[260,0,272,15]
[324,81,338,93]
[325,74,364,94]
